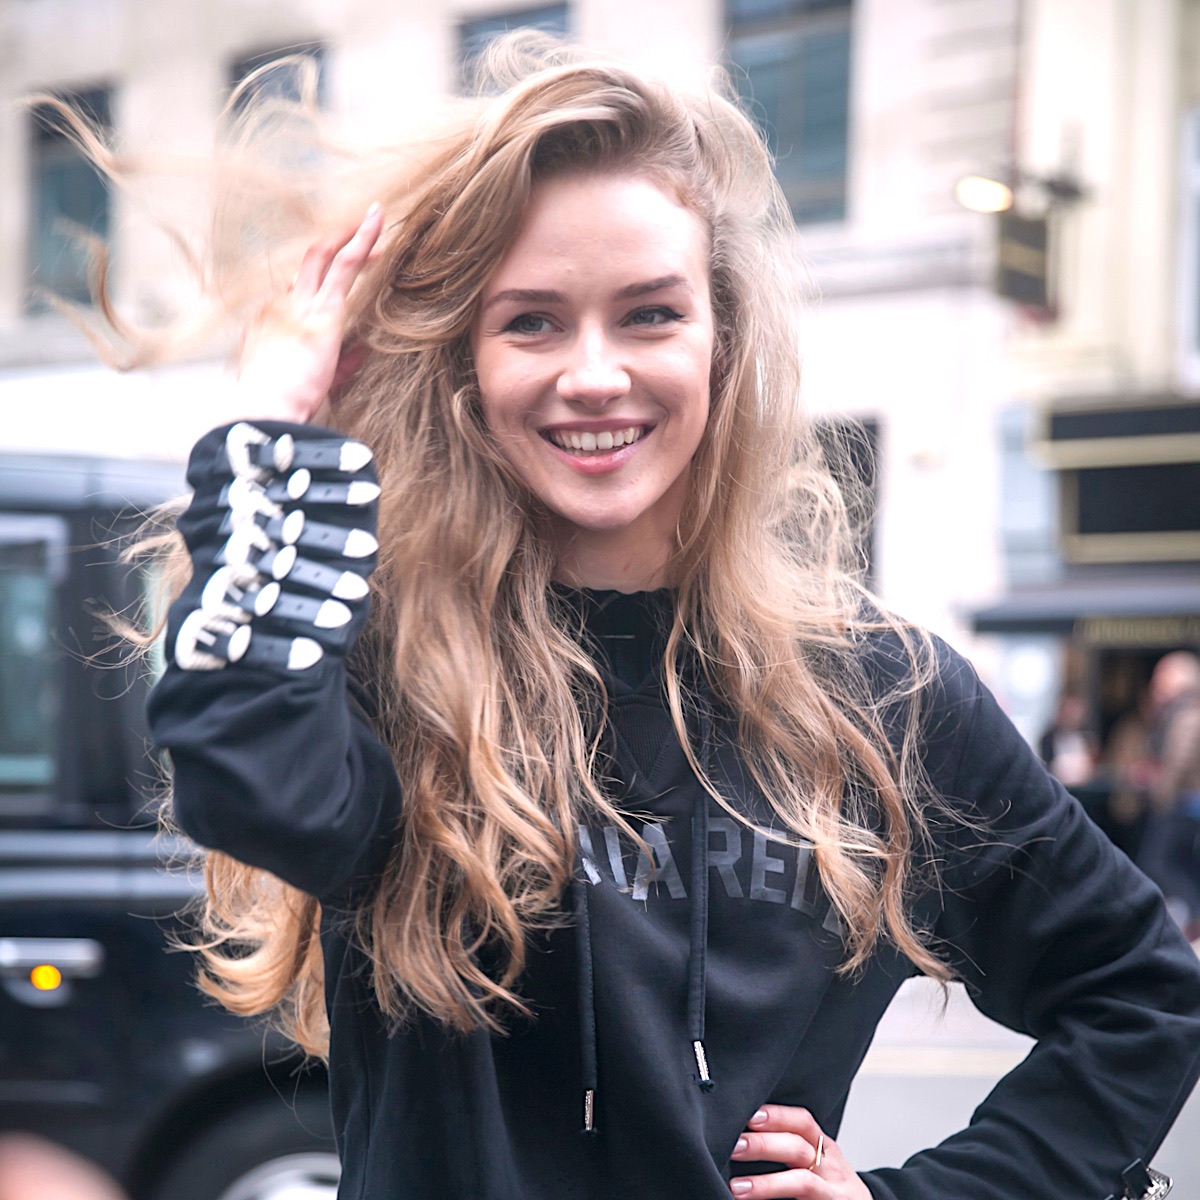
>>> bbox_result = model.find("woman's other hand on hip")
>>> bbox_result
[729,1105,870,1199]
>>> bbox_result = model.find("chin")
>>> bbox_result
[560,506,649,534]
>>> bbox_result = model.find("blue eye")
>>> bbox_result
[504,313,554,335]
[627,306,684,326]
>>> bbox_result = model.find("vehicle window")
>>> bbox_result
[0,515,68,815]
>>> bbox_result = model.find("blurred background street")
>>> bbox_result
[841,978,1200,1182]
[2,0,1199,1197]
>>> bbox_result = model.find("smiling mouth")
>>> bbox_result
[544,426,649,454]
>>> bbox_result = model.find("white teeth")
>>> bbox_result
[548,426,645,454]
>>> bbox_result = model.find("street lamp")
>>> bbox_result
[955,167,1087,215]
[956,166,1088,317]
[956,174,1014,214]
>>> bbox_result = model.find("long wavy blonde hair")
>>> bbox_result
[85,36,949,1057]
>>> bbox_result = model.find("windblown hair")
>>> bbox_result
[89,35,949,1056]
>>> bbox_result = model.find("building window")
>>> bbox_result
[0,515,67,817]
[28,86,112,310]
[998,405,1059,587]
[1037,398,1200,565]
[229,43,327,115]
[459,4,570,91]
[727,0,852,225]
[1178,108,1200,387]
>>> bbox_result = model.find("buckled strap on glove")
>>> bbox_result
[169,420,379,674]
[1103,1160,1173,1200]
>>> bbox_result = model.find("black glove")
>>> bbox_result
[168,420,379,674]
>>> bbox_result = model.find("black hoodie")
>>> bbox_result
[148,422,1200,1200]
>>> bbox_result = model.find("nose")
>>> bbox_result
[556,326,630,408]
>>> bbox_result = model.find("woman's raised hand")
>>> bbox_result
[235,203,384,425]
[729,1105,870,1199]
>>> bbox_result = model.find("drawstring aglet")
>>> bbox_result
[693,1039,715,1092]
[582,1088,598,1135]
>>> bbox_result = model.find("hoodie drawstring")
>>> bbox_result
[688,706,715,1092]
[573,784,715,1135]
[573,878,600,1134]
[569,588,717,1135]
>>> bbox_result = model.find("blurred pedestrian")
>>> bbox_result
[1098,690,1155,860]
[1139,650,1200,941]
[1037,691,1097,788]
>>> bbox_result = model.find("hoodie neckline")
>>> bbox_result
[553,585,675,695]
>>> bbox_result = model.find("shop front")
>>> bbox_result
[971,395,1200,857]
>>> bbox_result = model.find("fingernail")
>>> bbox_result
[734,1137,747,1153]
[730,1182,752,1196]
[366,202,381,219]
[749,1109,768,1125]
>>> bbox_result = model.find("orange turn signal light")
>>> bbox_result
[29,964,63,991]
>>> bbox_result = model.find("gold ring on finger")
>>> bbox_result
[811,1132,825,1170]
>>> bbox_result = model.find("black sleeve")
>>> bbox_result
[146,420,402,901]
[860,640,1200,1200]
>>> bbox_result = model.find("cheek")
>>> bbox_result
[476,389,535,466]
[472,351,510,435]
[479,390,528,444]
[474,354,537,432]
[684,353,714,432]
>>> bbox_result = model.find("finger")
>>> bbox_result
[292,233,345,298]
[747,1105,824,1145]
[729,1168,830,1199]
[316,203,383,304]
[292,204,381,298]
[731,1131,818,1168]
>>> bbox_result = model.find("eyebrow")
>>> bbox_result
[482,274,692,311]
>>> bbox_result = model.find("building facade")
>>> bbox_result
[974,0,1200,773]
[1,0,1196,750]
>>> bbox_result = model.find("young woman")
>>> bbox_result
[140,38,1200,1200]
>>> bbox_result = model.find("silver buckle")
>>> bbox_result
[1143,1168,1173,1199]
[1112,1163,1174,1200]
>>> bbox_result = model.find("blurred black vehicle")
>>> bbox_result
[0,450,338,1200]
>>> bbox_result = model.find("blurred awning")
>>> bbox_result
[970,569,1200,643]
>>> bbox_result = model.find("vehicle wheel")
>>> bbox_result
[147,1092,340,1200]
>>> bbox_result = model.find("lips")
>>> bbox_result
[543,425,649,455]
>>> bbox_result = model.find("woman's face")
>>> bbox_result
[471,171,714,589]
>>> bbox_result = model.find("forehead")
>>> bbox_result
[485,171,711,286]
